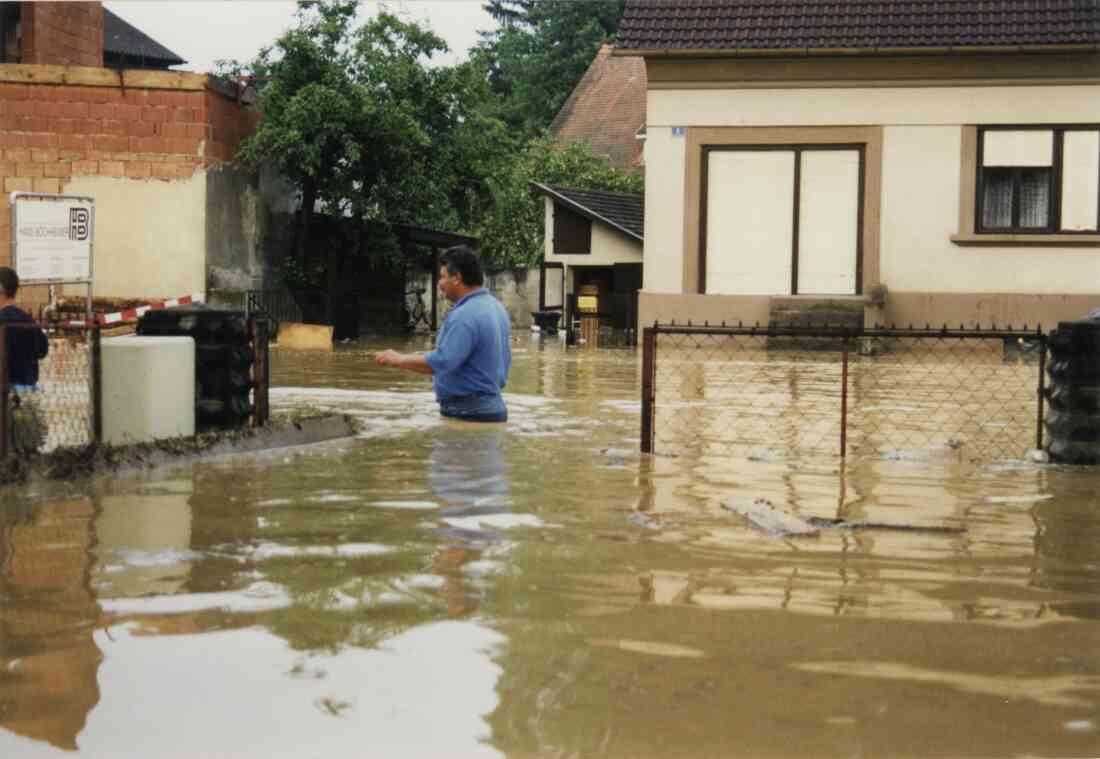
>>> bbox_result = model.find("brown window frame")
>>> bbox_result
[976,125,1100,236]
[552,204,592,255]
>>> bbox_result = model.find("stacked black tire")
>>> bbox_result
[1044,319,1100,465]
[137,309,254,432]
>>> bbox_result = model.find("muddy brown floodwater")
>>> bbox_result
[1,334,1099,758]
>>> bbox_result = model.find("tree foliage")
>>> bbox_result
[232,0,511,276]
[477,137,644,270]
[480,0,626,138]
[229,0,639,298]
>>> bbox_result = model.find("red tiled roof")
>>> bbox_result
[616,0,1100,53]
[550,44,647,172]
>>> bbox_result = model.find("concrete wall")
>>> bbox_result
[206,163,296,303]
[66,174,206,298]
[643,126,686,294]
[880,125,1100,295]
[486,268,541,328]
[641,68,1100,326]
[410,267,541,329]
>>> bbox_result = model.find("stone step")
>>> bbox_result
[769,297,866,310]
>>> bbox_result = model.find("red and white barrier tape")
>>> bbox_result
[61,293,205,327]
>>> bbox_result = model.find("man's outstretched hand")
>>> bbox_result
[375,350,403,367]
[375,350,434,375]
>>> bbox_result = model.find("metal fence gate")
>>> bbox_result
[640,323,1048,462]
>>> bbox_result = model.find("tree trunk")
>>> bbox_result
[295,178,318,266]
[325,242,340,326]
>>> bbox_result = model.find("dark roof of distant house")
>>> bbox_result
[615,0,1100,54]
[550,44,647,173]
[103,8,186,67]
[533,183,645,241]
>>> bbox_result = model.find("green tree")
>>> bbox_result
[229,1,511,318]
[231,0,363,272]
[477,136,643,270]
[480,0,625,137]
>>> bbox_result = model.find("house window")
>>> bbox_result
[553,205,592,255]
[977,127,1100,234]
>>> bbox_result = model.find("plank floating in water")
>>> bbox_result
[721,498,819,538]
[807,517,967,534]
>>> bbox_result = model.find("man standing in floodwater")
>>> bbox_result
[376,245,512,422]
[0,266,49,453]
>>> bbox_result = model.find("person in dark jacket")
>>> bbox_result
[0,267,48,389]
[0,267,49,454]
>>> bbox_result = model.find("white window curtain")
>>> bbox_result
[982,169,1013,228]
[1019,169,1051,228]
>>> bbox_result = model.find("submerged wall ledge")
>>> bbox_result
[0,414,356,487]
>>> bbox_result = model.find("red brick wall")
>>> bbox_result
[0,78,259,312]
[205,89,262,163]
[21,2,104,68]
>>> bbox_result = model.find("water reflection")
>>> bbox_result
[0,499,101,752]
[1033,481,1100,621]
[0,337,1098,758]
[430,423,513,617]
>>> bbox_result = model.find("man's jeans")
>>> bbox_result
[440,393,507,423]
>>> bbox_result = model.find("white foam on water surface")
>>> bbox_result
[370,500,439,510]
[462,560,506,577]
[397,573,447,590]
[114,549,203,567]
[441,513,553,531]
[256,498,292,507]
[983,494,1054,504]
[590,638,706,659]
[100,582,291,615]
[601,400,641,413]
[1064,720,1096,733]
[309,493,361,503]
[248,542,394,560]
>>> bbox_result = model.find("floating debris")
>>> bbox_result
[807,517,966,534]
[590,638,706,659]
[626,512,664,531]
[721,498,819,537]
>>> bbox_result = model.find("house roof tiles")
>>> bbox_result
[615,0,1100,53]
[104,8,186,67]
[550,45,647,172]
[534,183,645,241]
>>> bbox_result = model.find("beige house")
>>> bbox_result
[616,0,1100,329]
[534,183,644,340]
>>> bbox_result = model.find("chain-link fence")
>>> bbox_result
[641,324,1047,462]
[1,323,100,458]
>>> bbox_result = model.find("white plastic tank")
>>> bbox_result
[101,336,195,445]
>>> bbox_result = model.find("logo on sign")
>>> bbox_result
[69,208,90,241]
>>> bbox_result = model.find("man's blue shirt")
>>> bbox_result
[426,289,511,401]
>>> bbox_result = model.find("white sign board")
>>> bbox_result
[10,192,94,283]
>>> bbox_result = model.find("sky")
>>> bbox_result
[102,1,497,73]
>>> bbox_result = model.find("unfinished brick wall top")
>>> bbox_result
[0,66,260,312]
[21,2,105,68]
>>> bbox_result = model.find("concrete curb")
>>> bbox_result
[1,415,357,487]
